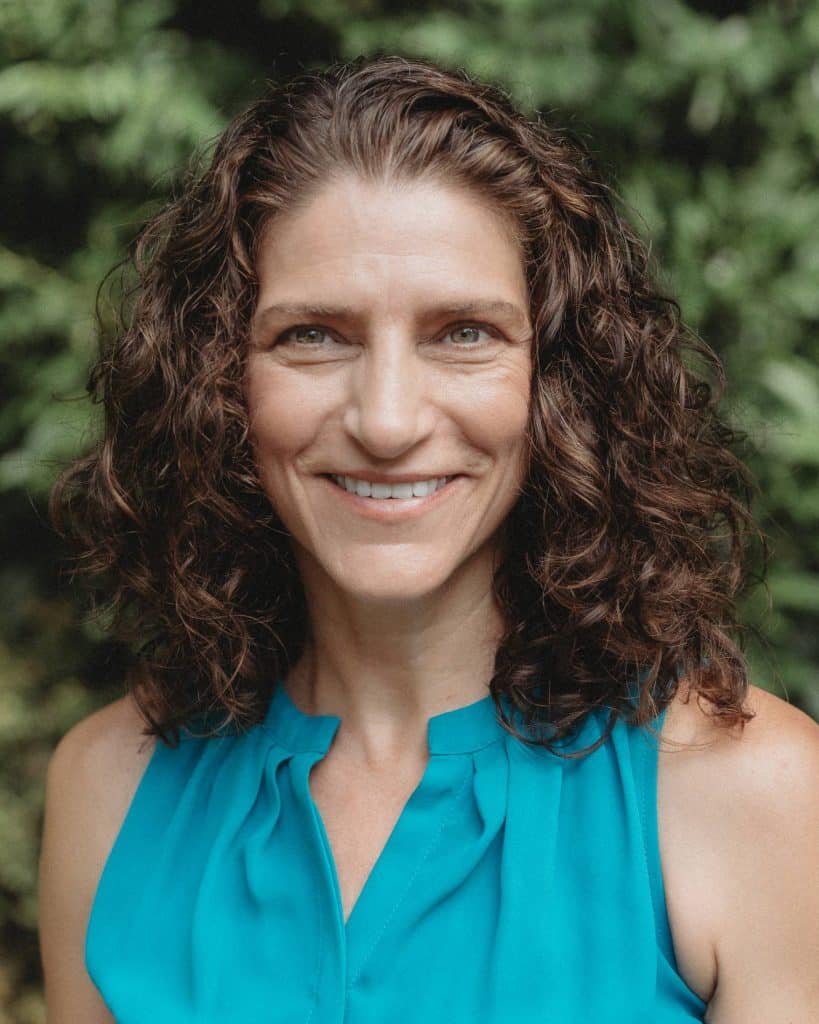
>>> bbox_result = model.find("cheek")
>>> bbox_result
[245,365,322,464]
[463,362,531,455]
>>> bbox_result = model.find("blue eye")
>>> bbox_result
[274,322,498,348]
[278,326,331,345]
[446,324,493,345]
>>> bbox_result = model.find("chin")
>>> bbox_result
[320,556,458,604]
[335,575,450,605]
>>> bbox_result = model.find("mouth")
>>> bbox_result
[319,473,464,520]
[322,474,458,499]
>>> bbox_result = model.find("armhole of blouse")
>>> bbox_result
[84,733,168,984]
[633,705,681,974]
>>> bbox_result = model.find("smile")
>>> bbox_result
[328,474,455,499]
[320,473,463,522]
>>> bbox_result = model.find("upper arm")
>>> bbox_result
[705,692,819,1023]
[38,696,154,1023]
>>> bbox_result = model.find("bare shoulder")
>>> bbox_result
[58,692,157,789]
[45,693,158,855]
[658,682,819,1020]
[662,679,819,753]
[38,694,157,1022]
[661,681,819,835]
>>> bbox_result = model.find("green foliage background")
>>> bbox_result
[1,0,817,1018]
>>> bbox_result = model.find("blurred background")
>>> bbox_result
[1,0,818,1018]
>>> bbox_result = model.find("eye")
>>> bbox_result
[443,323,497,346]
[272,321,499,348]
[276,325,334,346]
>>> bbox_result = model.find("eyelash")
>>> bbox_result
[274,322,500,348]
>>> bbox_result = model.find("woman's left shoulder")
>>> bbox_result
[661,681,819,793]
[696,682,819,789]
[732,680,819,758]
[663,682,819,1023]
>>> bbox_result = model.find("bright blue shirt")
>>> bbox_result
[86,679,708,1022]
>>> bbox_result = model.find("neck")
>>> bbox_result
[284,564,506,767]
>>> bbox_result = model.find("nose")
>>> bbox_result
[341,330,435,459]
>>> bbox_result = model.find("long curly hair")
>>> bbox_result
[49,54,765,756]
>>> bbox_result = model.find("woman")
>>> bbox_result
[38,55,818,1022]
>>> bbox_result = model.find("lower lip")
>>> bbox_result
[320,475,464,522]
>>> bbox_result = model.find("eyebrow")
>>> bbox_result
[252,299,530,332]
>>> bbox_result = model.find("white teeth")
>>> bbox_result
[345,475,371,497]
[331,475,452,499]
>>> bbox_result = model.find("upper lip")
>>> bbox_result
[325,471,460,484]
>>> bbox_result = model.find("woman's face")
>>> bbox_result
[245,174,533,605]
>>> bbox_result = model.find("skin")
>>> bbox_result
[245,173,534,768]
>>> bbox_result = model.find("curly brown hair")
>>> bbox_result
[49,53,765,757]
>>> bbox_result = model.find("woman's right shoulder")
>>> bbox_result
[43,692,158,905]
[38,695,157,1022]
[54,693,157,783]
[47,694,158,838]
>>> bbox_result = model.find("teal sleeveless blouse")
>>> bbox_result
[85,680,708,1022]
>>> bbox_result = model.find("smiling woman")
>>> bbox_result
[39,54,819,1024]
[244,175,532,589]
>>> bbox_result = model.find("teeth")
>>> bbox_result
[331,475,453,499]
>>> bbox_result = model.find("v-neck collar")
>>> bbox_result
[261,677,509,756]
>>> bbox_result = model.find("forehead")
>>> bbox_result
[254,174,529,314]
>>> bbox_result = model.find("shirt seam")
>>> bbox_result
[347,758,475,988]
